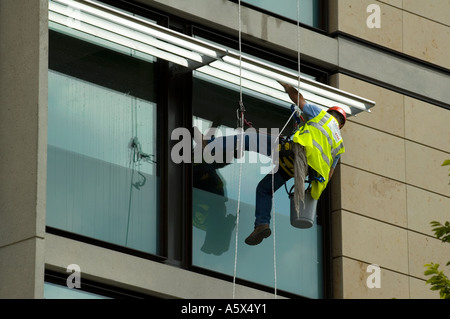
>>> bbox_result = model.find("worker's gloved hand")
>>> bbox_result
[291,104,301,124]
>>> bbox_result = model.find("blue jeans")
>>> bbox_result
[209,130,292,227]
[231,131,292,227]
[254,171,289,227]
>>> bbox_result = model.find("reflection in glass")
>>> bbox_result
[47,70,159,254]
[242,0,321,28]
[47,16,159,254]
[193,160,236,256]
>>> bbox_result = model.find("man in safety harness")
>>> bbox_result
[245,82,346,245]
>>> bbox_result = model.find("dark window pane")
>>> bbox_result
[242,0,321,28]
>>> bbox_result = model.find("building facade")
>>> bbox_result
[0,0,449,299]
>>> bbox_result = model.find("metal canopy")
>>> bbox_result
[49,0,376,116]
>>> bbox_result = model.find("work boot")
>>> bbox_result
[245,224,271,246]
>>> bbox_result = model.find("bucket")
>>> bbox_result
[289,190,318,229]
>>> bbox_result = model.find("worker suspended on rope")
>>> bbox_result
[244,82,346,246]
[195,82,346,246]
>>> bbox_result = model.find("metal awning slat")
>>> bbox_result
[49,0,376,116]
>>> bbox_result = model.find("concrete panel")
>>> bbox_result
[340,122,406,182]
[405,141,450,196]
[0,238,45,299]
[331,0,403,52]
[336,165,407,226]
[404,96,450,152]
[409,276,440,299]
[403,12,450,70]
[45,234,281,299]
[407,185,450,237]
[0,0,48,299]
[408,231,450,280]
[377,0,403,9]
[331,73,405,137]
[403,0,450,27]
[0,0,48,246]
[338,37,450,107]
[332,210,409,273]
[333,257,409,299]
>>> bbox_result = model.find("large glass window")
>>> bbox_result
[241,0,323,29]
[46,0,340,299]
[47,20,160,254]
[191,67,324,298]
[44,282,110,299]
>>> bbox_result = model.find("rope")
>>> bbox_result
[270,109,296,298]
[232,0,244,299]
[233,0,302,299]
[296,0,301,103]
[269,0,302,298]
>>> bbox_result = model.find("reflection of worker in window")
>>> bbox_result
[192,132,236,256]
[245,82,346,246]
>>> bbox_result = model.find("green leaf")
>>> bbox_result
[425,219,450,299]
[429,221,450,243]
[424,269,436,276]
[442,159,450,166]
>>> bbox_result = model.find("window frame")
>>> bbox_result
[45,0,336,299]
[45,270,158,299]
[184,25,334,298]
[46,1,169,263]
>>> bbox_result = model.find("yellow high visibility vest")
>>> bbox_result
[293,110,345,199]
